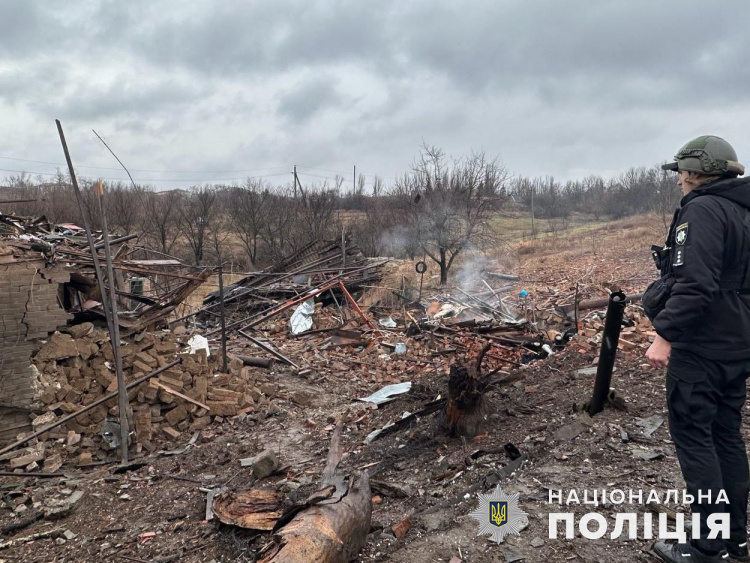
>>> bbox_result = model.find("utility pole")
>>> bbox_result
[531,184,536,238]
[293,166,304,199]
[353,165,356,195]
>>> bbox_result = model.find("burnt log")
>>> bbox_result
[235,354,274,369]
[212,489,284,530]
[259,474,371,563]
[258,425,372,563]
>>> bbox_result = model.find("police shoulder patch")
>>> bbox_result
[675,222,688,246]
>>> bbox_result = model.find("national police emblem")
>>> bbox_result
[469,486,528,543]
[675,222,688,245]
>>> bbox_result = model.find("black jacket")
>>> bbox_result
[653,176,750,360]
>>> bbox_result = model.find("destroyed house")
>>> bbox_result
[0,212,209,444]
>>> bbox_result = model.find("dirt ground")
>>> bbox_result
[0,214,714,563]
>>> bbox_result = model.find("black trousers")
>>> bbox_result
[667,348,750,553]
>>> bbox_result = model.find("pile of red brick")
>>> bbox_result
[1,324,263,471]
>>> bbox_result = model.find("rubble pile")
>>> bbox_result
[0,212,210,446]
[194,239,387,329]
[579,305,657,352]
[2,324,270,472]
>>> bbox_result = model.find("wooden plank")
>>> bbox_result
[126,259,183,266]
[154,381,211,411]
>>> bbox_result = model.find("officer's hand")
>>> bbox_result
[645,334,671,368]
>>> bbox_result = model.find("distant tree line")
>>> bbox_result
[505,165,680,224]
[0,150,681,282]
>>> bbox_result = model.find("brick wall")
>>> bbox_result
[0,261,71,443]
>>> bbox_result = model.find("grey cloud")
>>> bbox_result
[0,60,73,105]
[396,0,750,105]
[35,78,207,122]
[277,75,343,123]
[0,1,64,57]
[79,2,398,77]
[76,0,750,110]
[2,0,750,191]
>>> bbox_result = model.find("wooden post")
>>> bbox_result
[56,120,130,463]
[341,225,346,269]
[96,180,131,463]
[531,183,536,238]
[293,166,304,198]
[218,264,228,373]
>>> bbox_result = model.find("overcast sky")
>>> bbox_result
[1,0,749,192]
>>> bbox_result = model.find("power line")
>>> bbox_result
[0,156,396,185]
[0,167,291,183]
[295,165,350,176]
[93,129,138,190]
[296,171,340,181]
[0,156,291,175]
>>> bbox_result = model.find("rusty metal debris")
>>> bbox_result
[196,239,387,323]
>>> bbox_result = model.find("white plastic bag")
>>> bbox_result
[187,334,211,357]
[289,299,315,335]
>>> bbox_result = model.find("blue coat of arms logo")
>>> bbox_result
[469,486,527,543]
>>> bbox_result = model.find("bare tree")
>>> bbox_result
[142,189,183,255]
[330,175,346,196]
[255,182,342,261]
[351,192,418,258]
[295,187,340,245]
[259,186,297,261]
[106,182,144,235]
[372,175,384,197]
[527,176,571,219]
[45,170,78,223]
[207,204,233,267]
[178,186,219,266]
[395,144,508,285]
[580,175,606,220]
[227,179,270,268]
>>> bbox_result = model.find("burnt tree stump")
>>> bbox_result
[441,344,492,437]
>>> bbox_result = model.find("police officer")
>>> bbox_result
[646,136,750,563]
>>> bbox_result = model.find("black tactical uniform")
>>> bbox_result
[654,177,750,358]
[648,136,750,563]
[657,177,750,554]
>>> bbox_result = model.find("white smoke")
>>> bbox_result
[378,225,414,258]
[454,251,491,292]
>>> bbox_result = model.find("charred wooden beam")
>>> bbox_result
[558,292,643,315]
[235,355,274,370]
[259,425,372,563]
